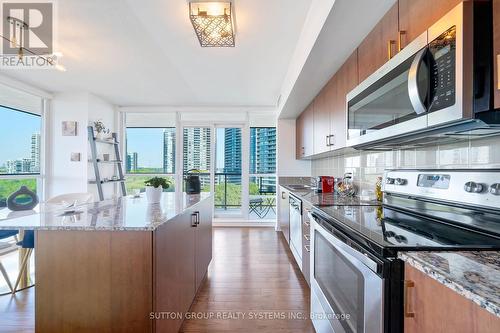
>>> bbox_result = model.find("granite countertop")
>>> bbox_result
[0,192,212,231]
[399,251,500,317]
[280,184,380,207]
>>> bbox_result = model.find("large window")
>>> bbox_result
[249,127,276,220]
[0,106,41,207]
[125,127,176,193]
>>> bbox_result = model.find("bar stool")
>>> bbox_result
[0,230,19,293]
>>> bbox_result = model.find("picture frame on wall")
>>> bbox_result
[62,121,78,136]
[70,152,81,162]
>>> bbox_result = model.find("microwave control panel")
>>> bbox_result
[428,26,456,113]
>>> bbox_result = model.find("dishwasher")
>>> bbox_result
[288,194,303,268]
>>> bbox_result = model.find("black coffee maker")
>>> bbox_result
[185,169,201,194]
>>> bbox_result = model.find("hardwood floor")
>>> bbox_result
[0,227,314,333]
[0,286,34,333]
[180,227,315,333]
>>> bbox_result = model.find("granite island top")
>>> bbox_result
[0,192,212,231]
[399,251,500,317]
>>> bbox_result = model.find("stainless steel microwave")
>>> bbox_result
[346,2,498,149]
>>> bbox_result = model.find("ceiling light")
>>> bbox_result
[189,1,235,47]
[55,64,66,72]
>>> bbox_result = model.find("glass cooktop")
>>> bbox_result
[315,203,500,257]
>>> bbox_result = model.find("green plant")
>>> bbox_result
[93,120,109,134]
[144,177,170,189]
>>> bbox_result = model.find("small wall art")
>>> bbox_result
[70,152,81,162]
[62,121,78,136]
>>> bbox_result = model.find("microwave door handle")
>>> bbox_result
[408,48,428,115]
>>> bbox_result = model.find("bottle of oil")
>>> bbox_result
[375,176,383,202]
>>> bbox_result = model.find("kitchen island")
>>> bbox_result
[0,192,213,333]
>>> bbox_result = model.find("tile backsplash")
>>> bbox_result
[312,136,500,194]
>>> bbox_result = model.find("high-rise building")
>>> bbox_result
[126,152,138,172]
[163,128,175,173]
[31,132,41,172]
[183,128,211,172]
[6,158,33,174]
[224,128,241,174]
[250,127,276,174]
[183,128,211,188]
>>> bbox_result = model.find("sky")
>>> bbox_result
[126,128,166,167]
[0,106,41,164]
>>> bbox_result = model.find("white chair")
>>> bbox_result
[45,193,94,206]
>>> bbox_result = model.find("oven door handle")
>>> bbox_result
[408,47,428,115]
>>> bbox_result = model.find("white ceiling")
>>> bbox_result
[2,0,312,107]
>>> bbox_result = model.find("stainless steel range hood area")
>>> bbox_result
[352,119,500,150]
[347,1,500,151]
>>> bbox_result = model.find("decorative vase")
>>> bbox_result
[145,186,163,203]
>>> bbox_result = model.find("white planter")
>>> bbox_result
[145,186,163,203]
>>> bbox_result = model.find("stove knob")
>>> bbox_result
[385,231,396,238]
[464,181,484,193]
[395,235,408,244]
[394,178,407,186]
[386,178,395,184]
[490,183,500,196]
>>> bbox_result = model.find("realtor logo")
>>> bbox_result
[0,1,60,69]
[2,2,53,55]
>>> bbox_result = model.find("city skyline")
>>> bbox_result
[0,106,41,168]
[1,132,40,174]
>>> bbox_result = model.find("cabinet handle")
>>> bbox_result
[281,191,286,199]
[195,211,200,225]
[304,245,310,252]
[404,280,415,318]
[497,54,500,90]
[328,134,335,147]
[398,30,406,52]
[191,213,198,227]
[325,135,329,147]
[387,40,396,60]
[303,234,310,241]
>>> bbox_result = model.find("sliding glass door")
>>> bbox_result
[214,126,243,217]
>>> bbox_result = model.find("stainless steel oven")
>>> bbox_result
[310,213,384,333]
[346,2,498,148]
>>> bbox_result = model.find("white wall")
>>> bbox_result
[47,92,117,200]
[277,118,311,176]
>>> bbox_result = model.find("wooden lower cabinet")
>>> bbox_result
[35,196,213,333]
[404,264,500,333]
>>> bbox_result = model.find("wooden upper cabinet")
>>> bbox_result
[404,264,500,333]
[357,3,399,83]
[313,82,333,155]
[331,51,358,149]
[296,102,314,159]
[494,0,500,109]
[398,0,463,48]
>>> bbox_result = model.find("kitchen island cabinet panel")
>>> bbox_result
[494,0,500,109]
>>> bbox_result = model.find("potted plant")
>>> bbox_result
[93,120,110,139]
[144,177,170,203]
